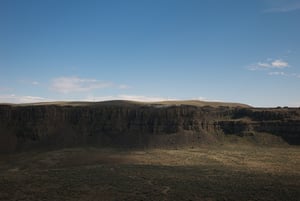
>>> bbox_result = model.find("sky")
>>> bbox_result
[0,0,300,107]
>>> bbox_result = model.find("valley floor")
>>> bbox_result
[0,145,299,201]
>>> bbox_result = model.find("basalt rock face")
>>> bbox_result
[0,101,299,152]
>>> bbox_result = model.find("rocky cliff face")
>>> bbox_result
[0,101,299,152]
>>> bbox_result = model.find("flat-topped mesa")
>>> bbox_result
[0,100,299,152]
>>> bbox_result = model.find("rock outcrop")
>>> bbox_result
[0,101,299,152]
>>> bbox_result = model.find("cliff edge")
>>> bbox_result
[0,100,299,152]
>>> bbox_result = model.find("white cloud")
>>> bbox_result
[32,81,39,85]
[51,76,112,94]
[248,59,289,70]
[0,94,51,104]
[271,60,289,68]
[247,58,300,79]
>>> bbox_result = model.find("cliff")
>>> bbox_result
[0,101,299,152]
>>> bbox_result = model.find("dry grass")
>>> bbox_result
[0,145,299,201]
[2,145,299,174]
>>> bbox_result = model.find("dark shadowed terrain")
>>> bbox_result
[0,100,300,153]
[0,100,299,200]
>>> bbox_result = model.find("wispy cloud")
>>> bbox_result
[257,62,271,68]
[19,79,40,86]
[268,71,287,76]
[0,94,51,103]
[264,0,300,13]
[248,59,289,70]
[268,71,300,78]
[32,81,39,85]
[0,93,174,103]
[192,97,223,102]
[0,87,13,92]
[118,84,131,89]
[0,93,223,104]
[51,76,112,94]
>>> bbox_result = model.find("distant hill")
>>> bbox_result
[5,100,251,108]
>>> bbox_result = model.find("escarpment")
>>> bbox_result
[0,101,299,152]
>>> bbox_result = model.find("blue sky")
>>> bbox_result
[0,0,300,107]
